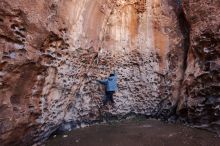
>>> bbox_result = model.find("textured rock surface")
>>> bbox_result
[0,0,219,145]
[177,0,220,134]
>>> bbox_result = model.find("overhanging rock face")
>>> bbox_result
[0,0,219,145]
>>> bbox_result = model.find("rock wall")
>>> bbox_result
[178,0,220,133]
[0,0,219,145]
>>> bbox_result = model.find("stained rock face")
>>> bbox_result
[177,0,220,133]
[0,0,219,145]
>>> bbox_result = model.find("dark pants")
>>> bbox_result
[103,91,115,105]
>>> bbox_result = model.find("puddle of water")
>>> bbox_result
[46,119,220,146]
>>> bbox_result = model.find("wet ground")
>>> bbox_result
[46,119,220,146]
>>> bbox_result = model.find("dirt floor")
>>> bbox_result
[46,119,220,146]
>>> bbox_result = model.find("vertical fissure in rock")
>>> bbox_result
[174,1,190,116]
[177,0,190,73]
[165,0,191,119]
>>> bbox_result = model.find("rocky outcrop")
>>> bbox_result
[0,0,219,145]
[178,0,220,134]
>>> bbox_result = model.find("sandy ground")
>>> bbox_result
[46,119,220,146]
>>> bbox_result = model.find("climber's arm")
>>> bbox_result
[113,70,117,79]
[97,79,108,85]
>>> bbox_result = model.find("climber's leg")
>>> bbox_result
[103,91,110,105]
[109,92,115,104]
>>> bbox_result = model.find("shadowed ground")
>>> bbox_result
[46,119,220,146]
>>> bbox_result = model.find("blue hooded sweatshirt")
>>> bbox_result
[98,73,117,92]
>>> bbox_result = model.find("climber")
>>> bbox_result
[97,71,118,106]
